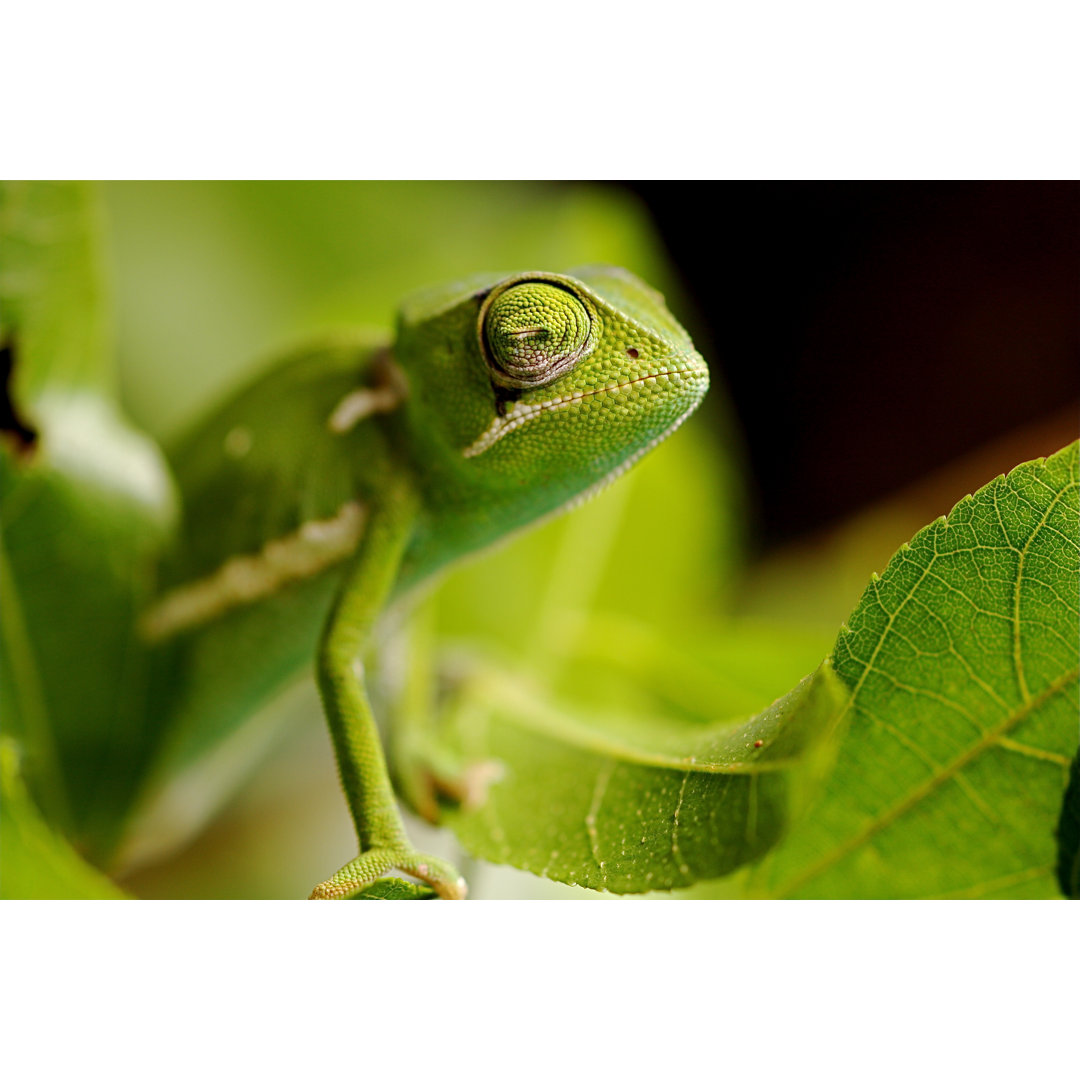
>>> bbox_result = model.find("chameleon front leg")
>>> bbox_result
[309,474,466,900]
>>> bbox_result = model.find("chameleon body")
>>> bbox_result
[142,266,709,898]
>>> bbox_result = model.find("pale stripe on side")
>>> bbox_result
[139,501,367,643]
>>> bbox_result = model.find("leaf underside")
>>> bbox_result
[752,442,1079,899]
[437,661,846,894]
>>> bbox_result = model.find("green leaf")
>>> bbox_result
[0,738,128,899]
[1057,754,1079,898]
[436,656,847,893]
[1,182,176,859]
[0,181,113,403]
[752,442,1079,898]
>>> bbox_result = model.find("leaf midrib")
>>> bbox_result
[459,671,801,775]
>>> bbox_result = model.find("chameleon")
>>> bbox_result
[138,266,710,899]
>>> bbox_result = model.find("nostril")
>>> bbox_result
[626,347,639,359]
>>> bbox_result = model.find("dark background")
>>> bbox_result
[621,181,1080,543]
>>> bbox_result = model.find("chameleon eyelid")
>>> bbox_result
[477,277,596,391]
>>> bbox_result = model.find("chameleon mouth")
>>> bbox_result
[462,361,708,459]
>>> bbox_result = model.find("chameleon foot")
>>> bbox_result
[397,758,465,824]
[397,742,505,825]
[309,848,467,900]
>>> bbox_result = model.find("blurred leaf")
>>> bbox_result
[548,614,836,724]
[0,182,176,860]
[433,419,739,649]
[436,657,846,893]
[1057,754,1079,898]
[0,738,127,899]
[751,442,1079,898]
[0,181,112,402]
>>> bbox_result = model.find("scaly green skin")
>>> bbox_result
[393,267,710,590]
[145,266,709,898]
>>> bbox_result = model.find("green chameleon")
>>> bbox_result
[139,267,709,899]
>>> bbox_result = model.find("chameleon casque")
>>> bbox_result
[140,266,709,898]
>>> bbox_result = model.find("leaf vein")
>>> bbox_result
[775,665,1079,896]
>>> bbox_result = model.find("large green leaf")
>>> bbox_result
[436,654,846,893]
[751,442,1079,898]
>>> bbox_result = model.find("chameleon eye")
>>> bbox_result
[480,281,595,389]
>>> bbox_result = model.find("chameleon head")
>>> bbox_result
[395,266,709,537]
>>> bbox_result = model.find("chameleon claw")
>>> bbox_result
[309,848,467,900]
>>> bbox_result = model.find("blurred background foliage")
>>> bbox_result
[7,182,1076,899]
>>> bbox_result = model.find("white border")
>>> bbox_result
[4,3,1078,178]
[2,902,1075,1076]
